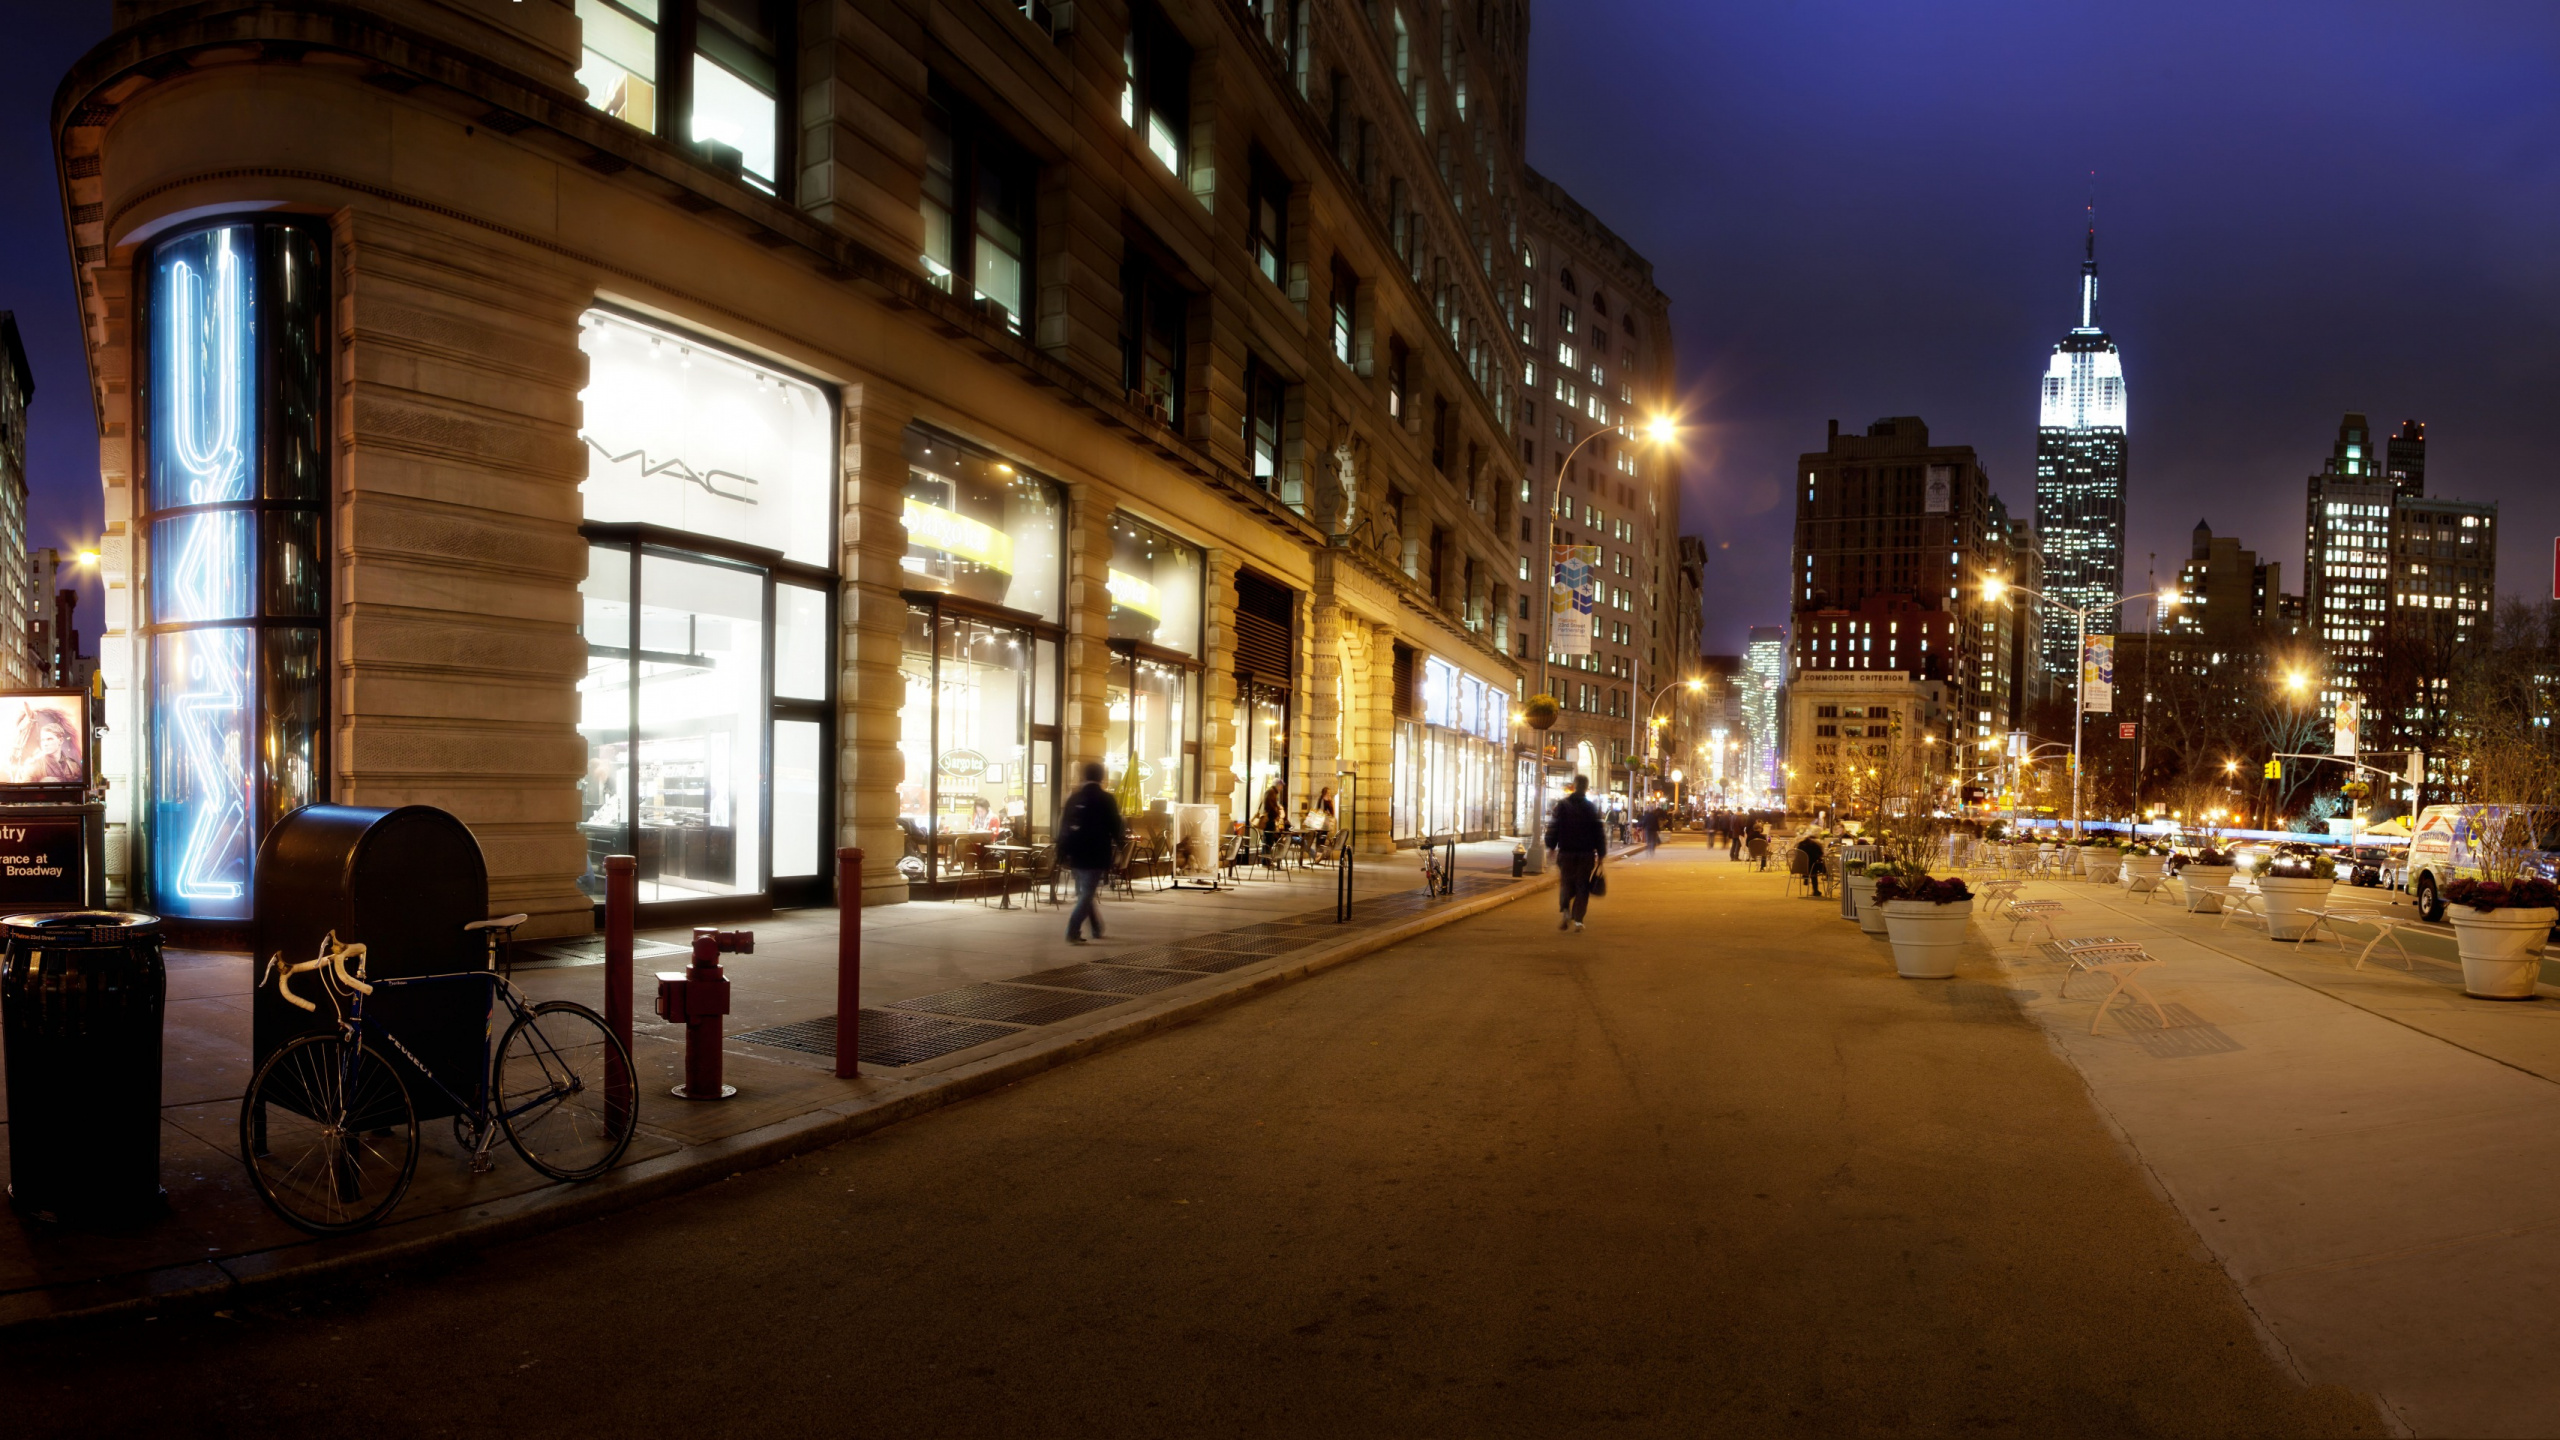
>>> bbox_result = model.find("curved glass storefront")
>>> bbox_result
[139,220,328,921]
[1105,512,1202,818]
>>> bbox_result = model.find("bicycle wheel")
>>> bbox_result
[495,1000,637,1182]
[239,1035,420,1235]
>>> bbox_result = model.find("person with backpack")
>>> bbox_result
[1057,761,1125,943]
[1544,774,1608,932]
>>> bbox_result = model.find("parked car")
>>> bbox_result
[2402,804,2560,920]
[2340,843,2400,890]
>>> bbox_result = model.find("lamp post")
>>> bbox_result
[1536,414,1679,763]
[1981,575,2176,840]
[1641,677,1706,800]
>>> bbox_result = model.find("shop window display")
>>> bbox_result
[1104,514,1203,816]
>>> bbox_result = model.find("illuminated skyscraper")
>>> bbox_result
[2033,225,2129,684]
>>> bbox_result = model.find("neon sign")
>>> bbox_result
[149,227,258,917]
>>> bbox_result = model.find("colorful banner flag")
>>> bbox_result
[2334,697,2360,758]
[2080,635,2115,713]
[1549,544,1600,655]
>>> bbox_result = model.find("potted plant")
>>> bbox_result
[2179,846,2237,913]
[2441,878,2559,1000]
[1874,871,1974,979]
[2255,852,2335,940]
[2081,839,2123,885]
[2121,840,2170,889]
[1845,863,1891,937]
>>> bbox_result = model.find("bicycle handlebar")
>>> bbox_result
[268,933,372,1013]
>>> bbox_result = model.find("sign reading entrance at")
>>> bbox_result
[0,816,86,909]
[1548,544,1600,655]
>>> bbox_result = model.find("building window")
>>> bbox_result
[1123,1,1193,175]
[1242,355,1287,491]
[1249,150,1290,284]
[1121,251,1189,425]
[1388,337,1411,421]
[1330,257,1357,364]
[576,0,790,191]
[921,87,1036,335]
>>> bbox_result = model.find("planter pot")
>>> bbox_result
[2083,850,2123,884]
[2178,865,2235,913]
[1846,875,1888,936]
[1882,898,1972,978]
[2122,854,2167,888]
[2256,876,2334,940]
[2447,906,2556,1000]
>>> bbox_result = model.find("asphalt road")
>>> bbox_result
[5,840,2382,1437]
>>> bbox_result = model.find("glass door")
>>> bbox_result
[771,580,832,906]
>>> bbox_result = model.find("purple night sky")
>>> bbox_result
[8,3,2560,655]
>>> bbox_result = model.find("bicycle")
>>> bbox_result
[239,918,638,1234]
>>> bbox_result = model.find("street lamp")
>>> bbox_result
[1981,575,2176,840]
[1636,676,1705,800]
[1538,413,1681,711]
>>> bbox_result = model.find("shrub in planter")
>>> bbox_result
[1874,873,1973,979]
[2178,847,2238,912]
[2442,878,2560,1000]
[2255,853,2335,939]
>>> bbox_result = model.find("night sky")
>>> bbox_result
[7,3,2559,658]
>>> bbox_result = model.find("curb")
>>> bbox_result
[0,867,1565,1334]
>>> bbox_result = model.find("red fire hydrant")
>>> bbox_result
[655,927,752,1100]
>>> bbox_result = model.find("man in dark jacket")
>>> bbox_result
[1544,774,1608,932]
[1057,761,1125,943]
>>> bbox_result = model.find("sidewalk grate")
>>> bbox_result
[1149,949,1275,975]
[1013,963,1203,996]
[734,1011,1025,1067]
[1104,943,1224,969]
[1199,933,1317,955]
[891,983,1133,1027]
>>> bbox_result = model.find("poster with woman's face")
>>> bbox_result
[0,696,85,787]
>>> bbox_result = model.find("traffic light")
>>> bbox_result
[2262,759,2282,780]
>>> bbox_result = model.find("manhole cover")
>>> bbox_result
[734,1011,1022,1067]
[890,983,1132,1026]
[1013,963,1201,996]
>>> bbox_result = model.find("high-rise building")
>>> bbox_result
[2033,226,2130,683]
[0,314,38,692]
[1742,626,1785,804]
[58,0,1651,930]
[2385,419,2426,497]
[1790,416,2035,779]
[1516,170,1682,803]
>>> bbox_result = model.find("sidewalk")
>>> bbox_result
[1973,870,2560,1437]
[0,841,1559,1329]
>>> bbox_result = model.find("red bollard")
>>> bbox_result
[657,928,748,1100]
[603,855,636,1131]
[835,847,862,1079]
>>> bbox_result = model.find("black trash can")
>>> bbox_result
[0,910,167,1222]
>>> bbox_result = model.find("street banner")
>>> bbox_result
[1924,465,1952,514]
[2005,730,2030,760]
[1549,544,1600,655]
[2334,697,2360,757]
[2080,635,2115,713]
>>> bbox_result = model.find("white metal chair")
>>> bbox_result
[2297,909,2419,971]
[2007,899,2064,946]
[2054,939,2170,1035]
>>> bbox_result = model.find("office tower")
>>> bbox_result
[2033,226,2130,683]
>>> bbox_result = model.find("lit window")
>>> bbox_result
[1124,2,1193,174]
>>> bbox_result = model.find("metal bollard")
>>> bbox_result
[834,847,862,1079]
[656,927,750,1100]
[603,856,636,1131]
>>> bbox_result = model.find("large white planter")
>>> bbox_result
[2122,854,2167,888]
[2256,875,2334,940]
[2448,906,2555,1000]
[1882,898,1972,979]
[1846,875,1888,936]
[2083,850,2123,884]
[2178,865,2236,913]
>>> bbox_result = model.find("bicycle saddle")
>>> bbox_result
[464,913,531,932]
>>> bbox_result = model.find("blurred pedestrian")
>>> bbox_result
[1748,824,1771,870]
[1059,761,1125,943]
[1546,774,1607,932]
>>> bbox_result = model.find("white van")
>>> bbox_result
[2403,804,2560,920]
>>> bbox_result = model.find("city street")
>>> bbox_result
[0,841,2380,1437]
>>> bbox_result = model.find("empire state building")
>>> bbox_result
[2033,227,2129,688]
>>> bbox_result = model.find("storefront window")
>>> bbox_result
[578,309,833,567]
[902,429,1061,621]
[141,220,328,921]
[1108,513,1202,655]
[1394,655,1508,844]
[1108,656,1194,815]
[578,310,837,909]
[1230,682,1288,830]
[897,603,1053,888]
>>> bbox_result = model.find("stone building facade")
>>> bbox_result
[55,0,1677,937]
[0,315,39,692]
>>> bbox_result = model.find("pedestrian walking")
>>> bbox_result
[1642,802,1662,857]
[1058,761,1125,943]
[1545,773,1607,932]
